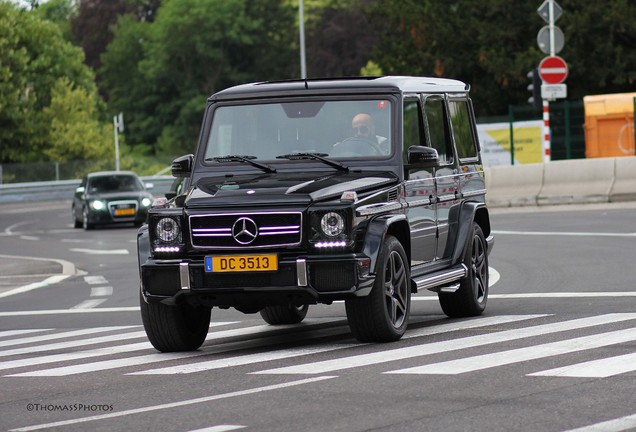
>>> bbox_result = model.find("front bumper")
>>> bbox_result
[140,253,375,306]
[88,207,149,225]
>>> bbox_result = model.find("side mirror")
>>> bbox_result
[407,146,439,167]
[75,186,85,193]
[172,154,193,178]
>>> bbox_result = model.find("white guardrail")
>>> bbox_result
[1,157,635,207]
[485,156,636,207]
[0,176,175,204]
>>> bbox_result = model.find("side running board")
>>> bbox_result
[412,264,467,293]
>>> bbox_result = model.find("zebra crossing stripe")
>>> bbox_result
[254,313,636,375]
[0,342,151,372]
[387,328,636,375]
[4,320,349,377]
[0,331,148,358]
[561,413,636,432]
[0,329,52,339]
[0,326,136,348]
[529,352,636,378]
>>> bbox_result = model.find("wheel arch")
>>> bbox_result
[362,214,410,274]
[450,201,491,264]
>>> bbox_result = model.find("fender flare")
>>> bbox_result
[450,201,491,265]
[362,214,410,274]
[137,225,151,297]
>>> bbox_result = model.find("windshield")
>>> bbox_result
[88,175,144,193]
[204,99,392,162]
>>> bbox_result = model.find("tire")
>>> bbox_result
[345,235,410,342]
[72,206,82,228]
[260,303,309,325]
[140,291,211,352]
[438,222,489,317]
[82,207,94,230]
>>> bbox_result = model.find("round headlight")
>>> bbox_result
[91,200,105,210]
[141,197,153,207]
[320,212,344,237]
[156,217,180,242]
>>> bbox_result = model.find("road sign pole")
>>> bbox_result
[549,0,555,55]
[543,100,551,162]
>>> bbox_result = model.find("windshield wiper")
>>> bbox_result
[206,155,277,174]
[276,152,349,172]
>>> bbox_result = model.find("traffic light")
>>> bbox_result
[527,68,543,112]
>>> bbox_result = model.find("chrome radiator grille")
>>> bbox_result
[189,212,302,249]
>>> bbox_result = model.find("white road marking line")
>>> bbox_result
[70,299,108,309]
[492,229,636,237]
[84,275,108,285]
[69,248,130,255]
[561,413,636,432]
[0,322,235,358]
[0,307,139,316]
[0,326,136,348]
[412,292,636,301]
[0,331,148,358]
[0,275,70,299]
[0,342,152,371]
[253,314,636,375]
[3,320,347,376]
[8,376,337,432]
[529,352,636,378]
[388,328,636,375]
[187,426,246,432]
[135,316,542,376]
[19,236,39,241]
[0,329,52,339]
[90,286,113,297]
[128,343,356,375]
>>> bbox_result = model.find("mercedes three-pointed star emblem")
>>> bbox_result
[232,217,258,245]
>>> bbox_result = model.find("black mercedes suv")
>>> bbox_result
[137,76,494,352]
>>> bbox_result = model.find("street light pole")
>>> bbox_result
[299,0,307,79]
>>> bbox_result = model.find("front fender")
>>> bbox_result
[450,201,492,264]
[362,214,409,274]
[137,225,151,279]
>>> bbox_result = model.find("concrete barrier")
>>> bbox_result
[610,157,636,202]
[536,158,615,206]
[485,163,543,207]
[0,176,174,204]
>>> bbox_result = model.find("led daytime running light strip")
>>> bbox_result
[154,246,181,253]
[315,240,347,248]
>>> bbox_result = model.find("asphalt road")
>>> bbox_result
[1,200,636,432]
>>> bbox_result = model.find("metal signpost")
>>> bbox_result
[536,0,567,162]
[113,112,124,172]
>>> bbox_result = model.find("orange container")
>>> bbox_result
[584,92,636,158]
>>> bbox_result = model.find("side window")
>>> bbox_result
[402,98,423,161]
[423,96,452,164]
[448,99,478,160]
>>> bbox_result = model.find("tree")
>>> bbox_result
[305,3,379,77]
[365,0,636,116]
[43,77,113,162]
[100,0,297,156]
[0,1,100,163]
[71,0,161,73]
[33,0,77,42]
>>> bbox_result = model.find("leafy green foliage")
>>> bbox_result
[43,77,113,161]
[0,1,104,163]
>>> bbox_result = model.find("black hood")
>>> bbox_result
[183,171,398,208]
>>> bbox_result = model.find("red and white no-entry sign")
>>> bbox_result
[538,55,568,84]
